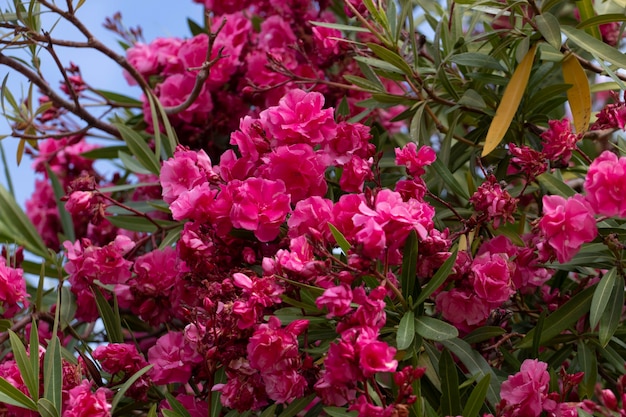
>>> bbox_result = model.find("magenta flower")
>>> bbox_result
[540,119,579,165]
[0,258,29,319]
[148,331,202,385]
[63,380,112,417]
[584,150,626,218]
[538,194,597,263]
[395,143,436,177]
[471,252,515,306]
[500,359,551,417]
[359,341,398,377]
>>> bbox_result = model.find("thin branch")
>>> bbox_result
[0,51,119,137]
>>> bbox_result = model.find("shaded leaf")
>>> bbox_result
[401,230,418,300]
[482,44,537,156]
[462,374,491,417]
[37,398,59,417]
[450,53,505,71]
[92,287,124,343]
[43,336,62,412]
[590,268,617,328]
[415,316,458,341]
[535,13,561,50]
[111,365,154,412]
[0,377,38,410]
[278,393,316,417]
[114,123,161,175]
[9,330,38,400]
[397,311,415,350]
[598,272,624,347]
[439,349,461,416]
[536,172,576,197]
[323,407,358,417]
[328,223,351,256]
[430,159,470,200]
[415,249,458,305]
[561,25,626,69]
[463,327,506,344]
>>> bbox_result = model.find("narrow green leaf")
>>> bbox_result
[0,184,49,259]
[114,123,161,175]
[449,53,505,71]
[532,311,546,358]
[575,0,602,39]
[561,25,626,69]
[159,224,184,250]
[366,43,414,76]
[343,74,385,92]
[94,90,142,106]
[401,230,418,300]
[278,393,316,417]
[37,398,59,417]
[535,13,562,50]
[0,141,14,196]
[429,159,470,200]
[439,338,500,406]
[439,349,461,416]
[81,146,129,160]
[147,403,158,417]
[517,285,595,348]
[397,311,415,350]
[105,215,177,233]
[598,272,624,347]
[415,249,458,305]
[462,374,491,417]
[310,21,369,32]
[9,331,38,400]
[577,13,626,30]
[463,327,506,344]
[578,341,597,398]
[162,410,186,417]
[537,172,576,197]
[92,287,124,343]
[29,320,39,398]
[111,365,154,412]
[162,391,192,417]
[260,404,278,417]
[328,223,351,255]
[43,336,62,412]
[415,316,458,341]
[0,377,38,410]
[590,268,617,328]
[211,367,225,417]
[323,407,358,417]
[45,164,75,243]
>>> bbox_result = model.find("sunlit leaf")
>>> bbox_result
[561,25,626,69]
[43,336,62,413]
[0,376,38,410]
[562,53,591,133]
[535,13,561,50]
[482,44,537,157]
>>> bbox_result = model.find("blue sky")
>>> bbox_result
[0,0,200,206]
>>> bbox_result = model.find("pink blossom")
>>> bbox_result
[153,73,213,125]
[160,147,217,204]
[273,235,323,277]
[508,143,547,180]
[470,175,518,228]
[436,288,491,331]
[339,156,373,193]
[257,15,297,50]
[288,196,334,241]
[591,94,626,131]
[359,341,398,377]
[247,316,305,372]
[500,359,551,417]
[260,89,337,146]
[147,331,202,385]
[259,144,328,203]
[65,190,95,216]
[123,42,159,84]
[316,284,353,318]
[215,360,267,411]
[0,258,29,318]
[170,183,218,222]
[229,178,291,242]
[263,370,307,404]
[584,150,626,217]
[538,194,597,263]
[230,116,270,161]
[541,119,579,164]
[471,252,515,306]
[313,26,342,56]
[395,143,436,177]
[193,0,251,15]
[166,394,209,417]
[322,121,373,165]
[92,343,150,399]
[323,341,360,385]
[63,380,111,417]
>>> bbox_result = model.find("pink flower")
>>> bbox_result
[322,121,373,165]
[0,258,29,318]
[147,331,202,385]
[436,288,491,331]
[63,380,111,417]
[257,15,297,50]
[508,143,547,180]
[316,284,353,318]
[541,119,579,164]
[288,196,334,241]
[263,370,307,404]
[591,94,626,131]
[339,156,373,193]
[92,343,148,375]
[538,194,597,263]
[153,73,213,125]
[160,147,217,204]
[65,190,96,216]
[471,252,515,306]
[247,316,305,372]
[229,178,291,242]
[313,26,342,56]
[470,175,518,228]
[584,150,626,217]
[359,341,398,377]
[395,143,436,177]
[500,359,551,417]
[260,89,337,146]
[259,144,328,203]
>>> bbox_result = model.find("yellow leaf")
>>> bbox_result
[482,44,538,157]
[562,53,591,134]
[16,138,25,166]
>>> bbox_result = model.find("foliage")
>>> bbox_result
[0,0,624,416]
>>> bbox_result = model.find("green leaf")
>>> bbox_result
[0,184,49,259]
[561,25,626,69]
[439,338,500,406]
[415,316,458,341]
[118,150,155,176]
[159,224,184,250]
[29,320,39,396]
[111,365,154,412]
[366,43,415,76]
[517,284,595,348]
[343,74,385,92]
[278,393,316,417]
[81,146,129,160]
[328,223,351,255]
[162,391,192,417]
[45,164,75,243]
[536,172,576,197]
[37,398,59,417]
[575,0,602,39]
[260,404,278,417]
[590,268,617,328]
[598,271,623,347]
[397,311,415,350]
[462,374,491,417]
[106,215,177,233]
[449,53,505,71]
[578,341,597,398]
[43,336,62,413]
[535,13,562,50]
[211,367,225,417]
[323,407,358,417]
[114,123,161,175]
[415,249,458,305]
[9,330,38,400]
[463,327,506,344]
[429,159,470,200]
[310,21,369,33]
[401,230,418,300]
[577,13,626,30]
[439,349,461,416]
[0,377,38,410]
[94,90,142,106]
[92,287,124,343]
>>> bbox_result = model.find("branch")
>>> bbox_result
[0,51,119,137]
